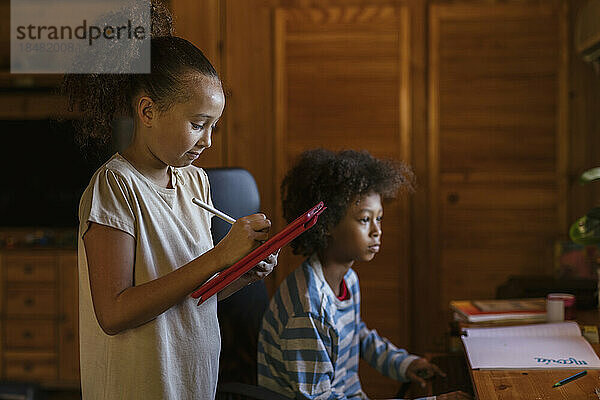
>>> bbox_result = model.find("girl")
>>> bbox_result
[257,149,470,400]
[64,6,277,400]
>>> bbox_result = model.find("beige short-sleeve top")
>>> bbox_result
[78,153,220,400]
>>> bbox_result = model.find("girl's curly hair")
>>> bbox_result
[61,0,219,154]
[281,148,415,257]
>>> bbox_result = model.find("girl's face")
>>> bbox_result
[148,73,225,168]
[327,192,383,264]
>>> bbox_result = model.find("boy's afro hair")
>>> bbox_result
[281,148,415,257]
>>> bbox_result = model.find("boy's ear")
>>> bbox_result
[136,95,155,128]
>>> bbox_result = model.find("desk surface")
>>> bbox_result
[470,309,600,400]
[472,368,600,399]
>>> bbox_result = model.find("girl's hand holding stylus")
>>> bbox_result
[213,213,272,267]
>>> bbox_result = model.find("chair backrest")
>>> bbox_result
[205,167,261,244]
[205,167,270,386]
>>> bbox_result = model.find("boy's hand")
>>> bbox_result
[437,391,473,400]
[406,357,446,388]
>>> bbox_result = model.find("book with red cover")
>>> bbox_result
[191,201,326,305]
[450,298,547,323]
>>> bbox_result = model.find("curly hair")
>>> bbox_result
[61,0,219,152]
[281,148,415,257]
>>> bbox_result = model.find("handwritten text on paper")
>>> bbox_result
[534,357,588,366]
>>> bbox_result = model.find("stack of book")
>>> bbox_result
[448,298,548,352]
[450,298,547,326]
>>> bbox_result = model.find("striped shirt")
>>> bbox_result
[257,254,419,399]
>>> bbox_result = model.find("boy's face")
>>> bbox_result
[327,192,383,264]
[148,73,225,168]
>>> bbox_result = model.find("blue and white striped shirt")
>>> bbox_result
[257,254,418,399]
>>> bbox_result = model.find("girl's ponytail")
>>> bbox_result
[61,0,174,147]
[62,73,132,148]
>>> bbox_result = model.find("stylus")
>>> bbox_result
[192,197,237,224]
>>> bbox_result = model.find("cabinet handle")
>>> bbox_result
[23,264,34,274]
[22,331,33,339]
[24,297,34,307]
[447,192,459,204]
[23,362,33,372]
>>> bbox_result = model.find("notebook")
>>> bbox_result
[191,201,326,305]
[462,321,600,369]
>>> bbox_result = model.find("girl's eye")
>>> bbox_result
[376,216,383,222]
[360,217,370,223]
[191,122,205,130]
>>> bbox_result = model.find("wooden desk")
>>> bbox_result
[470,310,600,400]
[471,368,600,399]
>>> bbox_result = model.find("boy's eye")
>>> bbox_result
[376,216,383,222]
[191,122,205,130]
[360,217,369,223]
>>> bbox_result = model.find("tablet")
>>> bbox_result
[191,201,326,305]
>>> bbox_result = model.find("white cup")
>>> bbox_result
[547,299,565,322]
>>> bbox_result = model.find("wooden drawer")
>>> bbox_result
[4,352,58,381]
[5,289,57,317]
[4,255,57,283]
[5,320,56,350]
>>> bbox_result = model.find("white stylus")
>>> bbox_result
[192,197,237,225]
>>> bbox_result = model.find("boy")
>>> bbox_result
[257,149,470,400]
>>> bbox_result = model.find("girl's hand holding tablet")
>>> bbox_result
[240,250,279,284]
[212,215,277,300]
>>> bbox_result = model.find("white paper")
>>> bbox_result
[462,321,600,369]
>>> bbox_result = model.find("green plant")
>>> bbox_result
[569,167,600,245]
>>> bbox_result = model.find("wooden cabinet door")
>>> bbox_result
[0,250,79,386]
[273,5,412,397]
[426,2,567,349]
[59,253,79,384]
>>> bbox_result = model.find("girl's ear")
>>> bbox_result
[136,95,155,128]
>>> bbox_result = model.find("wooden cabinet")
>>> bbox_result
[424,1,568,350]
[0,249,79,388]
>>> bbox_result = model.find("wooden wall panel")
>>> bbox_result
[274,5,411,397]
[428,2,567,350]
[171,0,225,168]
[568,0,600,226]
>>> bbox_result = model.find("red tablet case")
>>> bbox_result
[191,201,326,305]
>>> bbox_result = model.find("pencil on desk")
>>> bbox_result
[192,197,236,225]
[552,370,587,387]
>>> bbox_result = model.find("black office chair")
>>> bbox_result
[205,168,290,400]
[0,382,42,400]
